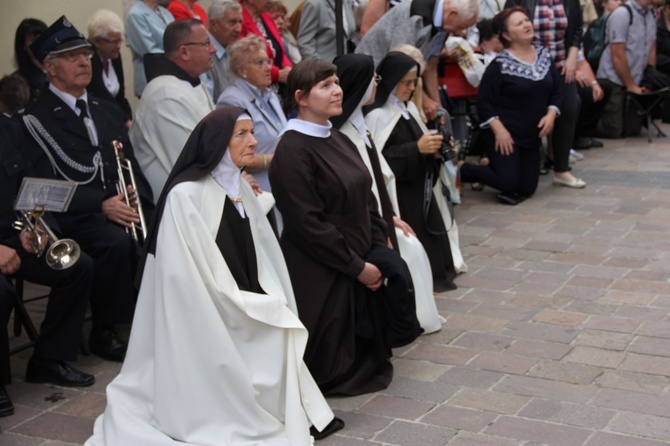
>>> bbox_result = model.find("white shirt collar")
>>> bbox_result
[49,83,89,116]
[388,92,410,120]
[433,0,445,28]
[284,118,331,138]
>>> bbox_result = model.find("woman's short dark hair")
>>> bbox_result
[287,57,337,110]
[492,6,529,48]
[0,75,30,113]
[14,18,47,76]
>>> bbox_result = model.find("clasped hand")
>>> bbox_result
[102,185,140,228]
[357,262,383,291]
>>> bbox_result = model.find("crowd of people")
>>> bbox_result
[0,0,668,443]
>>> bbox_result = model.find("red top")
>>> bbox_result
[240,6,292,84]
[167,1,208,25]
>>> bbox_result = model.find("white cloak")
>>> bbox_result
[365,101,468,274]
[130,75,214,199]
[85,176,333,446]
[340,121,442,334]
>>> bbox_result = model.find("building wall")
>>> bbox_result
[0,0,300,111]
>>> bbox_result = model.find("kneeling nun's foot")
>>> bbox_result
[25,358,95,387]
[497,192,526,205]
[89,328,128,362]
[0,384,14,417]
[311,417,345,440]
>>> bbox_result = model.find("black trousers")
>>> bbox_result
[460,142,541,197]
[552,78,579,173]
[575,81,613,139]
[0,275,14,384]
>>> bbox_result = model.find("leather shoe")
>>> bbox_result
[589,137,604,148]
[89,328,127,362]
[574,136,594,150]
[310,416,344,440]
[25,358,95,387]
[0,384,14,417]
[553,177,586,188]
[497,192,526,205]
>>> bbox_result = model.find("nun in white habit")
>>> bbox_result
[85,106,340,446]
[332,54,443,334]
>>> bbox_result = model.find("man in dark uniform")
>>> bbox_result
[0,74,96,418]
[22,16,154,363]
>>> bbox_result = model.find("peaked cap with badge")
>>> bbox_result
[30,15,91,64]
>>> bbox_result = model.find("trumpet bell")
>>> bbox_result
[46,239,80,270]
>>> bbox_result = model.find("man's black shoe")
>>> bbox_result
[310,416,344,440]
[589,137,604,148]
[0,384,14,417]
[89,328,127,362]
[25,358,95,387]
[497,193,526,206]
[574,136,593,150]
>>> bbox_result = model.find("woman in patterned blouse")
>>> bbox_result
[459,7,562,205]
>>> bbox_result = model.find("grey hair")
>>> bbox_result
[228,35,267,76]
[87,9,124,39]
[450,0,480,22]
[208,0,242,21]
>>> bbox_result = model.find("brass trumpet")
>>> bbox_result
[113,140,147,244]
[13,205,80,270]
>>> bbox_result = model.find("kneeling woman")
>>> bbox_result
[86,107,339,446]
[459,7,562,204]
[270,58,421,396]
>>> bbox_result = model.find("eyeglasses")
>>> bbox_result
[374,74,382,85]
[98,37,124,46]
[398,78,419,87]
[250,57,273,68]
[54,49,94,62]
[183,39,212,48]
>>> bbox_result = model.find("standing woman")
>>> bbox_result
[13,19,47,103]
[126,0,175,97]
[459,7,562,203]
[167,0,209,24]
[365,51,457,293]
[505,0,585,188]
[270,58,421,396]
[86,107,340,445]
[332,53,443,334]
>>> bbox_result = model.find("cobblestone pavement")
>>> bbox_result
[3,130,670,445]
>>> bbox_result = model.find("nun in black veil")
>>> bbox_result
[87,106,339,446]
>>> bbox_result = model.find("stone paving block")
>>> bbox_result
[435,366,504,389]
[510,281,564,296]
[483,416,592,446]
[505,294,572,310]
[590,388,670,418]
[54,393,106,419]
[10,412,94,444]
[523,271,569,284]
[493,375,597,404]
[501,321,579,343]
[624,270,670,281]
[436,299,479,314]
[527,359,602,385]
[548,253,605,265]
[420,328,463,346]
[505,339,572,360]
[655,296,670,308]
[616,306,669,321]
[501,248,552,261]
[446,431,520,446]
[518,399,615,429]
[533,310,588,327]
[373,420,456,446]
[319,435,384,445]
[469,304,539,322]
[421,405,498,432]
[566,276,614,289]
[573,330,632,351]
[522,241,572,253]
[402,344,478,366]
[41,441,82,446]
[0,405,42,431]
[595,370,670,394]
[461,245,502,256]
[599,290,654,305]
[481,237,529,249]
[330,410,392,440]
[628,336,670,357]
[517,260,575,274]
[382,376,459,404]
[637,321,670,338]
[443,314,510,334]
[0,433,45,446]
[392,358,452,382]
[583,315,641,333]
[451,332,515,352]
[564,346,625,368]
[458,289,509,304]
[564,300,618,316]
[472,267,527,282]
[603,257,649,269]
[619,352,670,376]
[586,432,670,446]
[359,395,434,421]
[453,275,517,291]
[468,351,537,375]
[7,383,82,412]
[571,264,630,279]
[516,213,556,224]
[448,388,530,415]
[611,279,670,295]
[327,393,376,412]
[554,285,607,301]
[608,412,670,441]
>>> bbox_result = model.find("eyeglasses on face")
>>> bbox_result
[250,57,273,68]
[374,74,382,85]
[398,78,419,87]
[55,49,94,62]
[183,39,212,48]
[98,37,124,46]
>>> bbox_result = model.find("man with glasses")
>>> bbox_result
[130,18,215,198]
[22,16,155,364]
